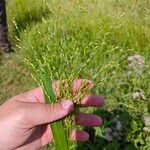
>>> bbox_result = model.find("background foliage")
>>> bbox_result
[0,0,150,149]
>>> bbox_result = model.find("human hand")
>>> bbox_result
[0,79,104,150]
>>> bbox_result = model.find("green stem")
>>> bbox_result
[51,121,68,150]
[41,71,69,150]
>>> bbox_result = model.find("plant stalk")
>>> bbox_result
[41,71,69,150]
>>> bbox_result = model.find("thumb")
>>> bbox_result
[21,100,74,127]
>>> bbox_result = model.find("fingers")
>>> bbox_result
[52,79,95,99]
[43,128,90,146]
[19,100,74,127]
[70,129,89,142]
[72,79,94,93]
[81,94,104,107]
[75,112,102,127]
[17,79,96,104]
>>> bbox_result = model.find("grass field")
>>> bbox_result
[0,0,150,149]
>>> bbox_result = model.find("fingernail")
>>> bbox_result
[61,100,74,110]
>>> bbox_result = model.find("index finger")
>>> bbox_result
[72,79,94,93]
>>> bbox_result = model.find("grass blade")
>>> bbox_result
[41,70,69,150]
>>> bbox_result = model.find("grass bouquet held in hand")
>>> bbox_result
[24,61,96,150]
[22,4,119,148]
[24,47,117,150]
[23,30,118,149]
[39,69,94,150]
[24,66,96,150]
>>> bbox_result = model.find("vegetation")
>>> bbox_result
[0,0,150,149]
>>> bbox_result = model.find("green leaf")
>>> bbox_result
[41,70,69,150]
[51,121,68,150]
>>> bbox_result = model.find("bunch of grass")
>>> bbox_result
[19,1,124,149]
[23,35,119,150]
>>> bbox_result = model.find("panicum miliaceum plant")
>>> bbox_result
[24,43,120,149]
[21,16,124,149]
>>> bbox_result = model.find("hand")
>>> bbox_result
[0,79,104,150]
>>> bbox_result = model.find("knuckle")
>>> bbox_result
[45,103,55,115]
[45,103,60,121]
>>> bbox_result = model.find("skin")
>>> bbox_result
[0,79,104,150]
